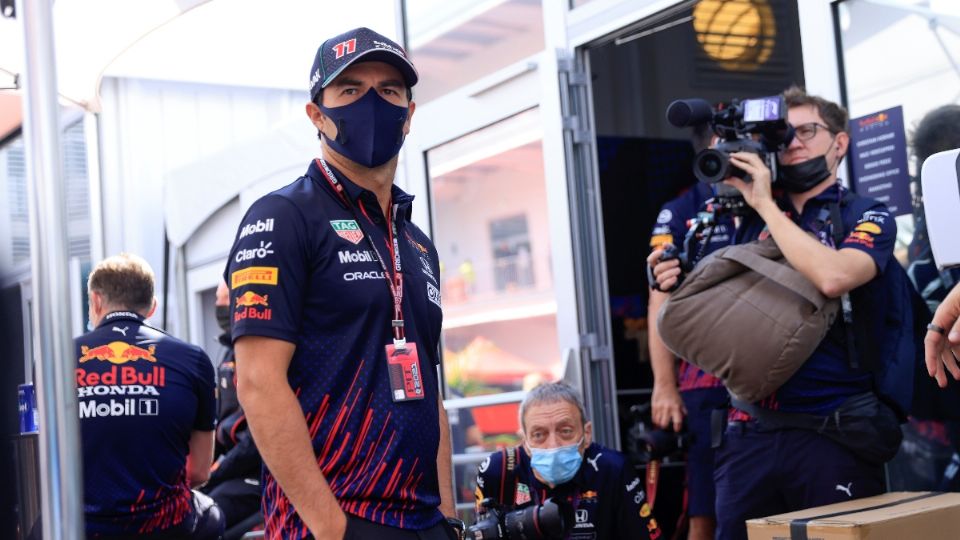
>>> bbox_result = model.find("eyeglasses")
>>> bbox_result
[793,122,834,142]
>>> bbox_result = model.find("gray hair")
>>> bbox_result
[519,382,588,432]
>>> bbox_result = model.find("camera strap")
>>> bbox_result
[809,192,860,371]
[498,446,520,508]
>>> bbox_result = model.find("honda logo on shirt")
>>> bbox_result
[575,509,588,524]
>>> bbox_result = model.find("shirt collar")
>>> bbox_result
[307,159,415,219]
[97,311,145,328]
[775,182,846,219]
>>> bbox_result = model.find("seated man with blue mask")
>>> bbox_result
[473,382,660,540]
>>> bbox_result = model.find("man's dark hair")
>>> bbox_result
[783,85,849,135]
[911,104,960,170]
[87,253,155,313]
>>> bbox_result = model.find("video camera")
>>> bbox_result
[466,497,574,540]
[625,403,691,463]
[666,95,793,185]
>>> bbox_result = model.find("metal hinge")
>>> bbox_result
[581,333,611,363]
[563,115,591,145]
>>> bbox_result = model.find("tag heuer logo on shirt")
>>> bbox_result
[330,220,364,245]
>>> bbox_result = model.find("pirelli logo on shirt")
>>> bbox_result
[231,266,279,289]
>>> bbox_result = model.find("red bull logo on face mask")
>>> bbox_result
[78,342,157,364]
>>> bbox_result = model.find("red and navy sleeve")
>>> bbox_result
[225,195,309,344]
[839,202,896,274]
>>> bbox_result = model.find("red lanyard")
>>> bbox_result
[316,158,406,347]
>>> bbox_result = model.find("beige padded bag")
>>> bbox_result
[657,237,840,402]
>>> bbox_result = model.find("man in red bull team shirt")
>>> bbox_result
[76,253,223,539]
[226,27,459,540]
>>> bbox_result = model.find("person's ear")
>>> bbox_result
[834,131,850,162]
[146,297,158,319]
[402,100,416,137]
[306,101,325,131]
[583,421,593,448]
[88,290,103,327]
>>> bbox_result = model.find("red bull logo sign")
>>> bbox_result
[858,112,889,130]
[79,342,157,364]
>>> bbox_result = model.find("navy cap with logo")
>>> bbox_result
[309,27,419,102]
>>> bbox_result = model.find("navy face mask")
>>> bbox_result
[319,89,409,168]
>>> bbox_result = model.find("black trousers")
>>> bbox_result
[207,477,262,531]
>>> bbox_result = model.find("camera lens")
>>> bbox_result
[694,149,729,184]
[503,498,572,540]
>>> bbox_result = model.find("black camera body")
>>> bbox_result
[467,498,574,540]
[666,95,793,184]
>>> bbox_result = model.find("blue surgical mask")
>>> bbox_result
[319,88,409,168]
[527,438,583,485]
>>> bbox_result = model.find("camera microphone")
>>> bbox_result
[666,98,714,127]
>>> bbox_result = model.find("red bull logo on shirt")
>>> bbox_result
[79,342,157,364]
[330,220,364,245]
[235,291,272,322]
[76,365,166,389]
[236,291,269,307]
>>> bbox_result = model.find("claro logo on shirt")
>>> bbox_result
[235,241,275,263]
[231,266,279,289]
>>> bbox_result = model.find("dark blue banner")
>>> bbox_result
[847,106,911,216]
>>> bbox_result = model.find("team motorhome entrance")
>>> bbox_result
[567,0,806,534]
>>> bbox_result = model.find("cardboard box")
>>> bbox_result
[746,491,960,540]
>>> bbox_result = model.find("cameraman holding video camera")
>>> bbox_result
[650,87,900,540]
[471,382,660,540]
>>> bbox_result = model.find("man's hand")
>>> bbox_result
[651,383,686,432]
[236,336,347,540]
[647,247,682,292]
[926,283,960,387]
[723,152,776,215]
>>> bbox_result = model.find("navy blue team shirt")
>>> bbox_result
[225,159,444,537]
[77,311,216,537]
[475,443,660,540]
[731,183,896,417]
